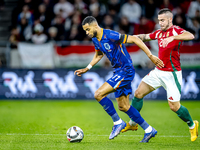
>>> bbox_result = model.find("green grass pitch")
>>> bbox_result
[0,100,199,150]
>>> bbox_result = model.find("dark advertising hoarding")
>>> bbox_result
[0,68,199,100]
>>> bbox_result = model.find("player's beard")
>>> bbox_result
[163,20,170,31]
[93,31,97,38]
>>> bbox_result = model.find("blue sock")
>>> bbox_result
[99,97,120,122]
[125,106,149,130]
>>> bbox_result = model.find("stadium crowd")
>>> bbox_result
[9,0,200,48]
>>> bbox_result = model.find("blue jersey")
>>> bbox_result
[92,29,135,98]
[92,29,134,71]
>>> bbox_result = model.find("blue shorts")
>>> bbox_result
[106,67,135,98]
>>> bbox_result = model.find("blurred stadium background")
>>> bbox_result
[0,0,199,100]
[0,0,200,149]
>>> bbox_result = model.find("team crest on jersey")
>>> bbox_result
[167,32,169,37]
[104,43,111,51]
[159,33,162,38]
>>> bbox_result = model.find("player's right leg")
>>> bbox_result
[94,82,126,140]
[121,81,155,133]
[116,94,157,142]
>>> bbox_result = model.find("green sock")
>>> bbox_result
[131,97,143,112]
[175,105,194,127]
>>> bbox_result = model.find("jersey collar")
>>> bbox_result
[97,28,104,41]
[165,25,174,32]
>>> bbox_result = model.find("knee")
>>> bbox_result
[94,90,103,101]
[118,103,130,112]
[169,105,174,112]
[169,102,180,112]
[134,89,144,99]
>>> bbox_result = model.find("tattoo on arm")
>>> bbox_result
[137,34,150,42]
[138,34,146,41]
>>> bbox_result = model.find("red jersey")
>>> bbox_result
[149,25,185,71]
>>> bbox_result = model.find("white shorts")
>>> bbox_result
[142,68,182,102]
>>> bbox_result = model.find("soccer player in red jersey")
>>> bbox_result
[122,8,199,142]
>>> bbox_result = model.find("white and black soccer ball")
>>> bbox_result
[66,126,84,143]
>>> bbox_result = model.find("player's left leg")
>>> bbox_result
[168,101,199,142]
[94,82,126,140]
[116,95,157,142]
[166,70,199,142]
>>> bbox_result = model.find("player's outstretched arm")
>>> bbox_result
[74,50,104,76]
[126,35,164,68]
[136,34,152,42]
[162,31,195,48]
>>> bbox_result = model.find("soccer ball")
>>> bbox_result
[66,126,84,143]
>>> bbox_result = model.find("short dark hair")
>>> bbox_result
[158,8,172,15]
[82,16,97,26]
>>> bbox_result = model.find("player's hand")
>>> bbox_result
[162,36,174,48]
[149,55,164,68]
[74,68,89,77]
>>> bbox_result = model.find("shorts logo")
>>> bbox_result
[104,43,111,52]
[169,96,173,100]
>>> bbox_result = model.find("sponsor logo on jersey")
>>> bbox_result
[169,96,173,100]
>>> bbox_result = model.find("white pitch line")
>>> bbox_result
[0,133,189,137]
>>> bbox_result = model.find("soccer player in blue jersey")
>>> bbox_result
[74,16,164,142]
